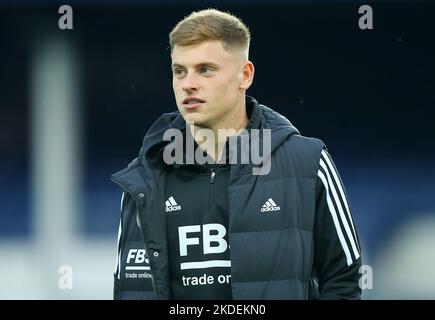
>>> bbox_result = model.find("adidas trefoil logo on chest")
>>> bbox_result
[166,196,181,212]
[260,198,280,212]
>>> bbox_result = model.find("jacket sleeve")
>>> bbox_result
[113,192,125,300]
[313,149,362,299]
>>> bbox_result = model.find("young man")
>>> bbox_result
[111,9,362,300]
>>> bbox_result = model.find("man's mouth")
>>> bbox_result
[182,97,205,105]
[182,97,205,111]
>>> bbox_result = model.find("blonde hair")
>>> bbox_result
[169,9,250,55]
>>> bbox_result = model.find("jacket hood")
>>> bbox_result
[138,96,300,169]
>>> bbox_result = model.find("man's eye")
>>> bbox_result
[200,66,212,74]
[174,69,185,76]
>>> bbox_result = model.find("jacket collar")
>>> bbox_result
[112,96,300,192]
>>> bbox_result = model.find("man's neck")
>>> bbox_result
[189,99,249,162]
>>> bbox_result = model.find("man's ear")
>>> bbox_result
[240,61,255,90]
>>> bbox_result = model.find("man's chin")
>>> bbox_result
[182,113,207,127]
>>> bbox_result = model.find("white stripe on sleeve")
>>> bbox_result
[321,150,360,251]
[319,158,360,262]
[317,170,354,266]
[115,192,125,279]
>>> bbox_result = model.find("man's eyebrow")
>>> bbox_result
[171,63,185,69]
[171,62,219,69]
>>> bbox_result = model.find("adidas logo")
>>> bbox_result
[165,196,181,212]
[260,198,281,212]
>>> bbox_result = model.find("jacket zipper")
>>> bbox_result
[209,167,216,215]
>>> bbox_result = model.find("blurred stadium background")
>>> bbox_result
[1,1,434,299]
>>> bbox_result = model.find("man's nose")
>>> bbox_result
[181,73,199,92]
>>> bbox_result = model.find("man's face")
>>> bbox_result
[171,40,245,128]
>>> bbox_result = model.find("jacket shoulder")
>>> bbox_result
[284,133,326,158]
[276,134,326,178]
[288,134,326,154]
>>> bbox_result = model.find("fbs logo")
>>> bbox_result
[177,223,230,271]
[260,198,280,212]
[179,223,228,256]
[166,196,181,212]
[126,249,149,264]
[125,248,151,272]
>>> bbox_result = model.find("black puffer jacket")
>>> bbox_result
[111,96,362,300]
